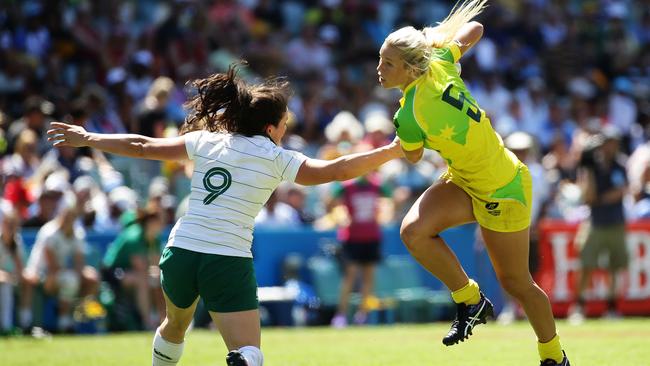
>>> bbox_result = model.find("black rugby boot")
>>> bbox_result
[442,292,494,346]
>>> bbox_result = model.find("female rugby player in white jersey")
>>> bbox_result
[48,65,404,366]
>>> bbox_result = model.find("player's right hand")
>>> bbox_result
[47,121,89,148]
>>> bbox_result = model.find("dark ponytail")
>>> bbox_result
[181,63,290,136]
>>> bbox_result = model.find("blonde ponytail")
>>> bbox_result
[423,0,488,49]
[384,0,487,78]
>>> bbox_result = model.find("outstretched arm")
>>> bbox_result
[47,122,188,161]
[295,138,404,186]
[454,21,483,56]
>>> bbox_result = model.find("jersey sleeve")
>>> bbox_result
[431,41,462,64]
[276,148,308,182]
[394,111,425,151]
[184,131,203,160]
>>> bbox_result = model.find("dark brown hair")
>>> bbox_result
[181,63,290,136]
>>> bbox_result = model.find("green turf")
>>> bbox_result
[3,319,650,365]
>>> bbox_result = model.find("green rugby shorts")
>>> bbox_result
[159,246,258,312]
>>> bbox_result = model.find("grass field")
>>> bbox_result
[3,319,650,365]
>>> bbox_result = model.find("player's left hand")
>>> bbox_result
[47,122,90,148]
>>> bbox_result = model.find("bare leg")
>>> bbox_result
[576,268,593,303]
[80,266,99,297]
[209,309,261,350]
[480,227,557,342]
[400,180,476,291]
[159,292,198,343]
[125,271,154,329]
[358,264,376,315]
[336,263,359,317]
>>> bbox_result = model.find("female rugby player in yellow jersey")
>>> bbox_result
[376,1,569,365]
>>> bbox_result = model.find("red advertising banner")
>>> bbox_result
[537,220,650,317]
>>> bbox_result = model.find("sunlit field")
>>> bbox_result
[4,319,650,365]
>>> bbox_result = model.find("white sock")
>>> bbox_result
[0,283,14,330]
[19,308,32,328]
[239,346,264,366]
[152,330,184,366]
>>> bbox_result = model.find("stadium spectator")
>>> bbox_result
[378,1,569,364]
[6,96,53,155]
[0,201,26,334]
[46,64,403,366]
[329,168,393,328]
[570,126,629,323]
[255,190,301,227]
[0,0,646,346]
[23,194,99,333]
[22,172,68,228]
[280,183,315,225]
[102,207,165,331]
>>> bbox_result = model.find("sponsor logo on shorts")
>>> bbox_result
[485,202,501,216]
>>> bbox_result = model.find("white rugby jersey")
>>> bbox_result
[167,131,307,257]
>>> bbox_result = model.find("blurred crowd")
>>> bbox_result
[1,0,649,333]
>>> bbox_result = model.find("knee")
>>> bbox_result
[400,221,439,251]
[498,274,534,299]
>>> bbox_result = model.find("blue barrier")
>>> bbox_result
[21,223,505,313]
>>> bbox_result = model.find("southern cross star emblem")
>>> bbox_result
[439,125,456,140]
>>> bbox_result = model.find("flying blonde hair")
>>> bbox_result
[384,0,488,77]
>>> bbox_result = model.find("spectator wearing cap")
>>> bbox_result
[0,201,27,333]
[570,126,629,323]
[608,77,638,150]
[23,193,99,333]
[146,176,175,226]
[126,50,154,102]
[73,175,109,230]
[360,111,394,149]
[22,172,69,228]
[319,111,365,160]
[93,185,139,233]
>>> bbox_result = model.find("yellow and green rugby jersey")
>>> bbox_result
[394,43,520,192]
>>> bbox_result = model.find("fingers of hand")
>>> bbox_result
[47,128,67,146]
[49,122,69,128]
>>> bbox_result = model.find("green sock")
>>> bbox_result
[451,279,481,305]
[538,334,563,363]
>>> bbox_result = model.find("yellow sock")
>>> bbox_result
[451,279,481,305]
[537,334,563,363]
